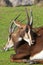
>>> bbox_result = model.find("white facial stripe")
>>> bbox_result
[24,33,28,39]
[30,50,43,60]
[23,31,33,46]
[4,39,14,51]
[18,37,22,41]
[28,29,32,41]
[23,32,31,46]
[28,29,34,45]
[23,38,31,46]
[7,40,14,48]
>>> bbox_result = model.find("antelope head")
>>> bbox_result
[3,14,22,51]
[3,8,34,51]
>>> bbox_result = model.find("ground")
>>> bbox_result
[0,6,43,65]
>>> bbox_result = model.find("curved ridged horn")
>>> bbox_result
[25,8,30,25]
[9,13,21,34]
[14,13,21,21]
[30,9,33,26]
[9,22,14,34]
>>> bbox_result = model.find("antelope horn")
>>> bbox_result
[9,22,14,34]
[14,13,21,21]
[30,9,33,26]
[25,8,30,25]
[9,13,21,33]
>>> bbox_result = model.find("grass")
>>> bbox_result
[0,5,43,65]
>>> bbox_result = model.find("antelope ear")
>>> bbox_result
[29,9,33,26]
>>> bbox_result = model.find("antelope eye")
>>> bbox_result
[21,27,23,29]
[9,34,11,39]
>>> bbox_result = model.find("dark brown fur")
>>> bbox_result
[10,27,43,64]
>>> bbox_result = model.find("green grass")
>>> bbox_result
[0,6,43,65]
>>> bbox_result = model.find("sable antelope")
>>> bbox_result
[3,9,33,51]
[10,8,43,64]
